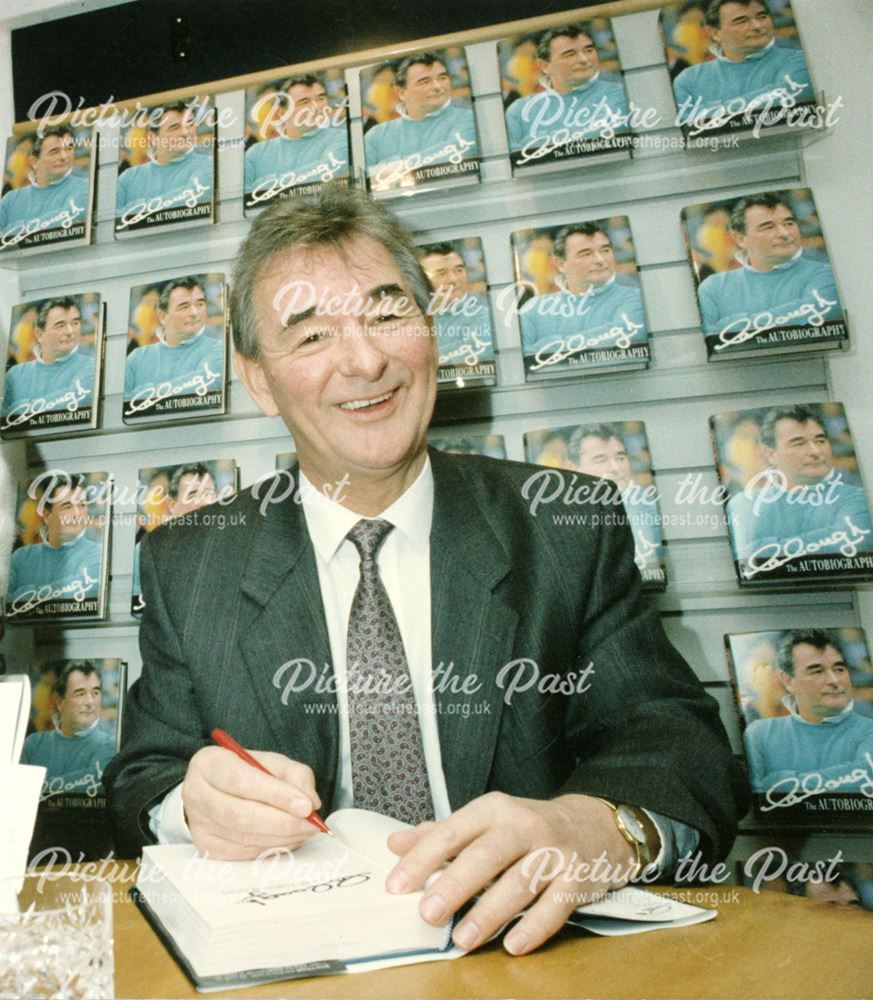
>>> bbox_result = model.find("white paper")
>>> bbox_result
[0,675,31,764]
[0,763,46,910]
[568,886,716,936]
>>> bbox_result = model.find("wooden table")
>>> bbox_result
[113,884,873,999]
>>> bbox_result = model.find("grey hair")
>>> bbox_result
[231,184,432,359]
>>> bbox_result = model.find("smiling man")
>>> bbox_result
[519,221,648,357]
[105,185,745,957]
[673,0,813,122]
[115,101,213,223]
[1,296,94,423]
[21,661,117,793]
[743,630,873,794]
[726,404,873,564]
[0,126,90,243]
[124,276,224,405]
[6,475,102,613]
[697,193,841,339]
[363,52,479,188]
[244,74,349,208]
[505,23,631,155]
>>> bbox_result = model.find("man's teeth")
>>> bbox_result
[340,392,393,411]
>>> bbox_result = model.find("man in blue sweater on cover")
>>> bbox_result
[364,52,479,190]
[505,24,631,158]
[519,222,647,361]
[1,296,94,425]
[6,475,102,614]
[673,0,812,126]
[726,405,873,566]
[0,126,90,247]
[22,661,116,796]
[419,242,493,376]
[698,193,840,346]
[744,630,873,795]
[124,277,224,407]
[116,101,213,226]
[244,75,349,207]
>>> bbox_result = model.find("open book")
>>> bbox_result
[134,807,716,991]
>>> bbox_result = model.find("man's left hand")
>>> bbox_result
[385,792,639,955]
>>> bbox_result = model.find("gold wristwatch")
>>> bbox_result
[595,798,658,875]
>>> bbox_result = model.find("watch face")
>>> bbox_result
[617,804,646,844]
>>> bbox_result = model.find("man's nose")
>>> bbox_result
[336,324,390,380]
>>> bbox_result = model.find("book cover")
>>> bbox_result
[22,657,126,863]
[511,216,650,381]
[661,0,817,139]
[710,402,873,586]
[738,852,873,909]
[417,237,496,389]
[5,470,112,622]
[0,125,95,254]
[428,431,506,459]
[725,628,873,824]
[524,420,666,590]
[499,19,634,174]
[360,47,481,198]
[1,292,103,436]
[682,187,847,359]
[114,98,215,236]
[244,70,350,214]
[122,273,227,424]
[132,459,238,615]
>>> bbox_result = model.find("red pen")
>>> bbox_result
[211,727,332,836]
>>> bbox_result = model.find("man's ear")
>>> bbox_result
[730,229,746,254]
[234,350,279,418]
[777,670,795,695]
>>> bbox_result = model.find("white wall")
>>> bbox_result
[793,0,873,626]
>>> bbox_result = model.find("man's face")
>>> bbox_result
[56,670,101,736]
[36,306,81,363]
[42,485,89,546]
[151,109,197,163]
[169,473,218,516]
[734,203,801,271]
[158,286,207,346]
[397,61,451,119]
[575,435,632,492]
[286,83,329,134]
[31,133,75,186]
[540,33,600,93]
[555,232,615,293]
[711,1,775,60]
[764,418,833,488]
[782,643,852,723]
[236,236,437,498]
[421,251,468,304]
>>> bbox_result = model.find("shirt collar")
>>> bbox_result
[544,72,602,97]
[156,325,206,347]
[783,694,856,725]
[52,715,101,738]
[557,272,617,297]
[397,97,452,122]
[35,343,82,366]
[300,455,433,563]
[737,247,803,273]
[28,167,74,189]
[147,142,197,167]
[712,37,776,63]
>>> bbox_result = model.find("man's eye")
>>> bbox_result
[298,330,330,346]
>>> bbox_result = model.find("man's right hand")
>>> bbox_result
[181,746,321,859]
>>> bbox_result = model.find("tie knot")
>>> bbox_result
[347,518,393,562]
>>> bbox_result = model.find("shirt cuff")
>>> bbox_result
[643,808,699,876]
[147,783,192,844]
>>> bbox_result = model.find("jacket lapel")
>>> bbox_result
[429,450,519,810]
[237,472,339,802]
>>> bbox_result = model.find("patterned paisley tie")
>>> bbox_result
[345,518,434,824]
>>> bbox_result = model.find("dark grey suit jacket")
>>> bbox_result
[104,450,747,857]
